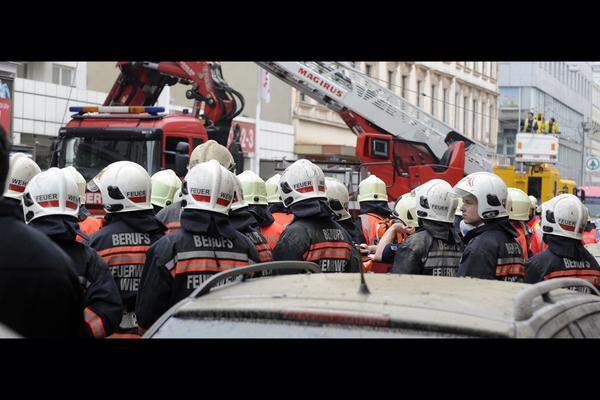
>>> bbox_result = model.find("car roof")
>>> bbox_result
[169,274,541,337]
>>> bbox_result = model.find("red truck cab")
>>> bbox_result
[50,107,207,214]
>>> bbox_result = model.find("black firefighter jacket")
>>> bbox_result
[0,200,83,337]
[525,235,600,294]
[272,199,361,273]
[30,215,123,338]
[230,207,273,263]
[391,219,464,277]
[88,210,166,319]
[458,217,526,282]
[136,209,261,331]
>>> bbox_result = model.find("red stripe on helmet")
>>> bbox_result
[559,223,576,232]
[8,183,25,193]
[216,197,231,206]
[38,200,60,208]
[66,201,78,210]
[128,196,147,203]
[192,194,211,202]
[296,186,315,193]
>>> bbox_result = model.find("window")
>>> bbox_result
[431,84,437,115]
[455,92,460,129]
[472,99,478,136]
[387,70,394,90]
[463,96,468,132]
[401,75,408,99]
[52,64,75,87]
[488,104,493,142]
[365,64,372,77]
[483,62,487,76]
[474,62,480,73]
[300,92,306,102]
[417,80,423,107]
[443,88,448,123]
[164,136,190,171]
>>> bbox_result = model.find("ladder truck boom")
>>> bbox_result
[257,61,492,199]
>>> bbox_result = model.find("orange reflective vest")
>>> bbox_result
[362,218,406,273]
[260,221,286,250]
[583,230,598,245]
[513,222,530,260]
[272,212,293,229]
[358,213,386,246]
[77,217,104,242]
[526,217,546,255]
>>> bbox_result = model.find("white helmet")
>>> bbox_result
[452,172,508,220]
[279,159,326,207]
[230,174,249,212]
[150,169,182,209]
[413,179,458,223]
[393,193,419,228]
[357,174,388,203]
[4,153,41,200]
[455,197,463,217]
[182,159,235,215]
[61,166,87,204]
[265,173,283,204]
[173,187,182,203]
[325,177,351,221]
[529,195,541,215]
[96,161,153,213]
[189,139,235,171]
[541,194,588,240]
[22,168,79,223]
[507,188,531,221]
[237,170,268,205]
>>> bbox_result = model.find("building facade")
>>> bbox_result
[497,62,593,183]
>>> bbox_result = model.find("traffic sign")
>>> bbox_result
[586,157,600,172]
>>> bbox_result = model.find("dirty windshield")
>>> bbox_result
[63,136,161,182]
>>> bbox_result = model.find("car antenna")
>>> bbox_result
[358,257,371,295]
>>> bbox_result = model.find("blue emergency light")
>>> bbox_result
[69,106,165,115]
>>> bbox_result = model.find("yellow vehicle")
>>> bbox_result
[493,163,563,203]
[494,132,582,203]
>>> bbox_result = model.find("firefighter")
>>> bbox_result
[237,170,284,250]
[391,180,464,276]
[452,171,526,282]
[156,139,235,234]
[266,173,293,227]
[23,167,123,338]
[0,132,83,338]
[150,169,181,215]
[88,161,166,337]
[506,188,534,259]
[230,174,273,263]
[62,166,104,241]
[136,160,260,332]
[272,159,360,273]
[373,192,418,264]
[534,113,545,133]
[522,112,535,133]
[525,194,600,293]
[354,174,392,246]
[527,195,545,255]
[544,117,559,134]
[324,177,356,239]
[1,152,41,220]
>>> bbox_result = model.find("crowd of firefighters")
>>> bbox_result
[521,111,559,134]
[0,132,599,338]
